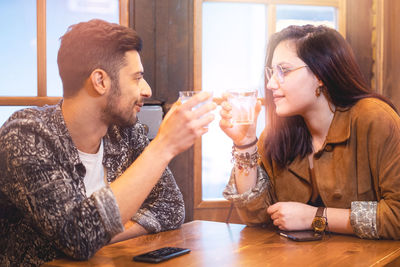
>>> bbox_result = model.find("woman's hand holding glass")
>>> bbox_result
[219,92,262,146]
[219,92,262,194]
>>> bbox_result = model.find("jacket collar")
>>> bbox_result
[54,101,81,166]
[325,106,351,145]
[288,155,311,184]
[103,125,124,156]
[287,107,352,182]
[55,101,123,164]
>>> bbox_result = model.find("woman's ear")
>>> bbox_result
[90,69,110,95]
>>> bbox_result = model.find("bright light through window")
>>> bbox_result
[0,106,27,127]
[276,5,337,31]
[202,2,267,200]
[201,2,337,200]
[0,0,120,129]
[0,0,37,96]
[47,0,119,96]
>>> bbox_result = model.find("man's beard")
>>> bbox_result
[102,81,138,127]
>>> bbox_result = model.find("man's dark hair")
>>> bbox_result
[57,19,142,97]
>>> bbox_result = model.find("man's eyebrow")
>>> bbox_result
[133,71,144,77]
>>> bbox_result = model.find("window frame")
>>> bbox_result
[0,0,129,107]
[193,0,347,221]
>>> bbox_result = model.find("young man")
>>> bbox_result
[0,19,215,265]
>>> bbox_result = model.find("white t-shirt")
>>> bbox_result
[78,139,107,197]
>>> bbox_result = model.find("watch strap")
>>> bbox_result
[315,207,324,218]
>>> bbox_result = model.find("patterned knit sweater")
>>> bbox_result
[0,102,184,266]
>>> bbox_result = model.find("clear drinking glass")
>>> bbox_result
[227,90,258,125]
[179,91,200,104]
[178,91,213,128]
[179,91,213,108]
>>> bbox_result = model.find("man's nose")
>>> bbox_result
[140,79,152,98]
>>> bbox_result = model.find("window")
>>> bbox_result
[194,0,345,219]
[201,2,267,200]
[0,0,128,126]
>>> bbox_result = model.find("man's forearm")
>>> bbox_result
[110,138,173,224]
[109,221,148,244]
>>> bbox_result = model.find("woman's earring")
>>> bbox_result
[315,86,322,97]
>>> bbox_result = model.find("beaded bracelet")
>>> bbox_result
[231,145,260,174]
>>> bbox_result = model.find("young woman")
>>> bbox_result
[220,25,400,239]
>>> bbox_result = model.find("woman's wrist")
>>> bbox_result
[233,144,257,154]
[233,137,258,149]
[231,145,260,175]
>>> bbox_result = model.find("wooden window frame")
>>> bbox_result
[0,0,129,107]
[193,0,346,221]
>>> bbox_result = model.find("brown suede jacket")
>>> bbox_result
[224,98,400,240]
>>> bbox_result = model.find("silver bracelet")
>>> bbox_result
[231,145,260,174]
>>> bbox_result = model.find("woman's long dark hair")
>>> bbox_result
[264,25,396,168]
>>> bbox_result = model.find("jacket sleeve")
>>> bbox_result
[372,111,400,239]
[356,100,400,239]
[127,122,185,233]
[132,166,185,232]
[223,165,274,226]
[350,201,378,238]
[0,122,124,260]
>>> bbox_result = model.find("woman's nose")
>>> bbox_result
[266,75,280,91]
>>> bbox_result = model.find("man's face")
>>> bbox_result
[102,50,151,127]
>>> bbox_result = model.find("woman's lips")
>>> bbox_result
[273,95,284,102]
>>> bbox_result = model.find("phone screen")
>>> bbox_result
[279,231,322,242]
[133,247,191,263]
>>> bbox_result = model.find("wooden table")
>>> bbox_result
[44,220,400,267]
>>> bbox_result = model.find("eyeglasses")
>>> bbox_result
[265,65,308,84]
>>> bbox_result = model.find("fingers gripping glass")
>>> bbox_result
[265,65,308,84]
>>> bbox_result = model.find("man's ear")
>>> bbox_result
[90,69,110,95]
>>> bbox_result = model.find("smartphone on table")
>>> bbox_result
[279,230,322,242]
[133,247,191,263]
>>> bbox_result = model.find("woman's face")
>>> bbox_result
[266,40,321,117]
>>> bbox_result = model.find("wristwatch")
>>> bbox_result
[311,207,327,233]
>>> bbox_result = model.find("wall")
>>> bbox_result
[382,0,400,109]
[346,0,373,84]
[130,0,195,221]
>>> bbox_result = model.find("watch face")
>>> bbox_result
[312,217,326,232]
